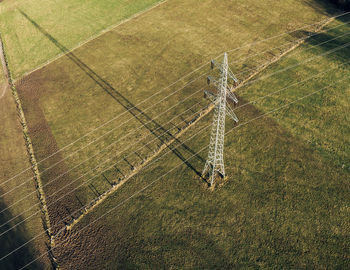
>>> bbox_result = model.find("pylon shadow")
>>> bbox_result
[19,9,204,180]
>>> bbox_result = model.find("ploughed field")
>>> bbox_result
[14,0,334,235]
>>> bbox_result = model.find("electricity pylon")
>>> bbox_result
[202,52,239,186]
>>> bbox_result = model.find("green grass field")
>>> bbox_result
[14,0,337,235]
[54,15,350,269]
[0,0,162,78]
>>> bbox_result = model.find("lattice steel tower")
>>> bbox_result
[202,52,239,186]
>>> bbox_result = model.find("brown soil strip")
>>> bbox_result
[16,74,86,234]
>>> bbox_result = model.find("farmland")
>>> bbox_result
[54,16,350,269]
[0,0,348,269]
[15,0,335,233]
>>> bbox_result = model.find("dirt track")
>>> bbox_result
[0,36,10,98]
[0,83,8,99]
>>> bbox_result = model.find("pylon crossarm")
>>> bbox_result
[204,90,219,105]
[212,61,237,83]
[207,76,221,88]
[227,67,238,83]
[226,104,239,123]
[226,89,238,104]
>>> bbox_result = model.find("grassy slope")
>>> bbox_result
[0,90,50,268]
[15,0,335,233]
[0,0,162,78]
[56,15,350,269]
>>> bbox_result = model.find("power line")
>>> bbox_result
[240,37,350,90]
[3,12,349,186]
[2,14,350,266]
[0,76,210,211]
[3,45,349,244]
[3,24,348,214]
[0,99,207,234]
[17,73,350,270]
[1,35,349,239]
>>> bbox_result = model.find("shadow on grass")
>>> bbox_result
[302,0,349,16]
[114,229,231,269]
[298,27,350,64]
[18,9,207,183]
[0,190,42,270]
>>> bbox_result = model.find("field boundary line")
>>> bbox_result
[67,16,335,230]
[0,95,206,235]
[14,0,169,82]
[0,15,345,261]
[0,35,9,99]
[43,74,350,270]
[4,12,348,187]
[0,33,58,269]
[0,84,8,99]
[3,22,347,235]
[0,13,339,236]
[8,65,349,268]
[64,102,212,232]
